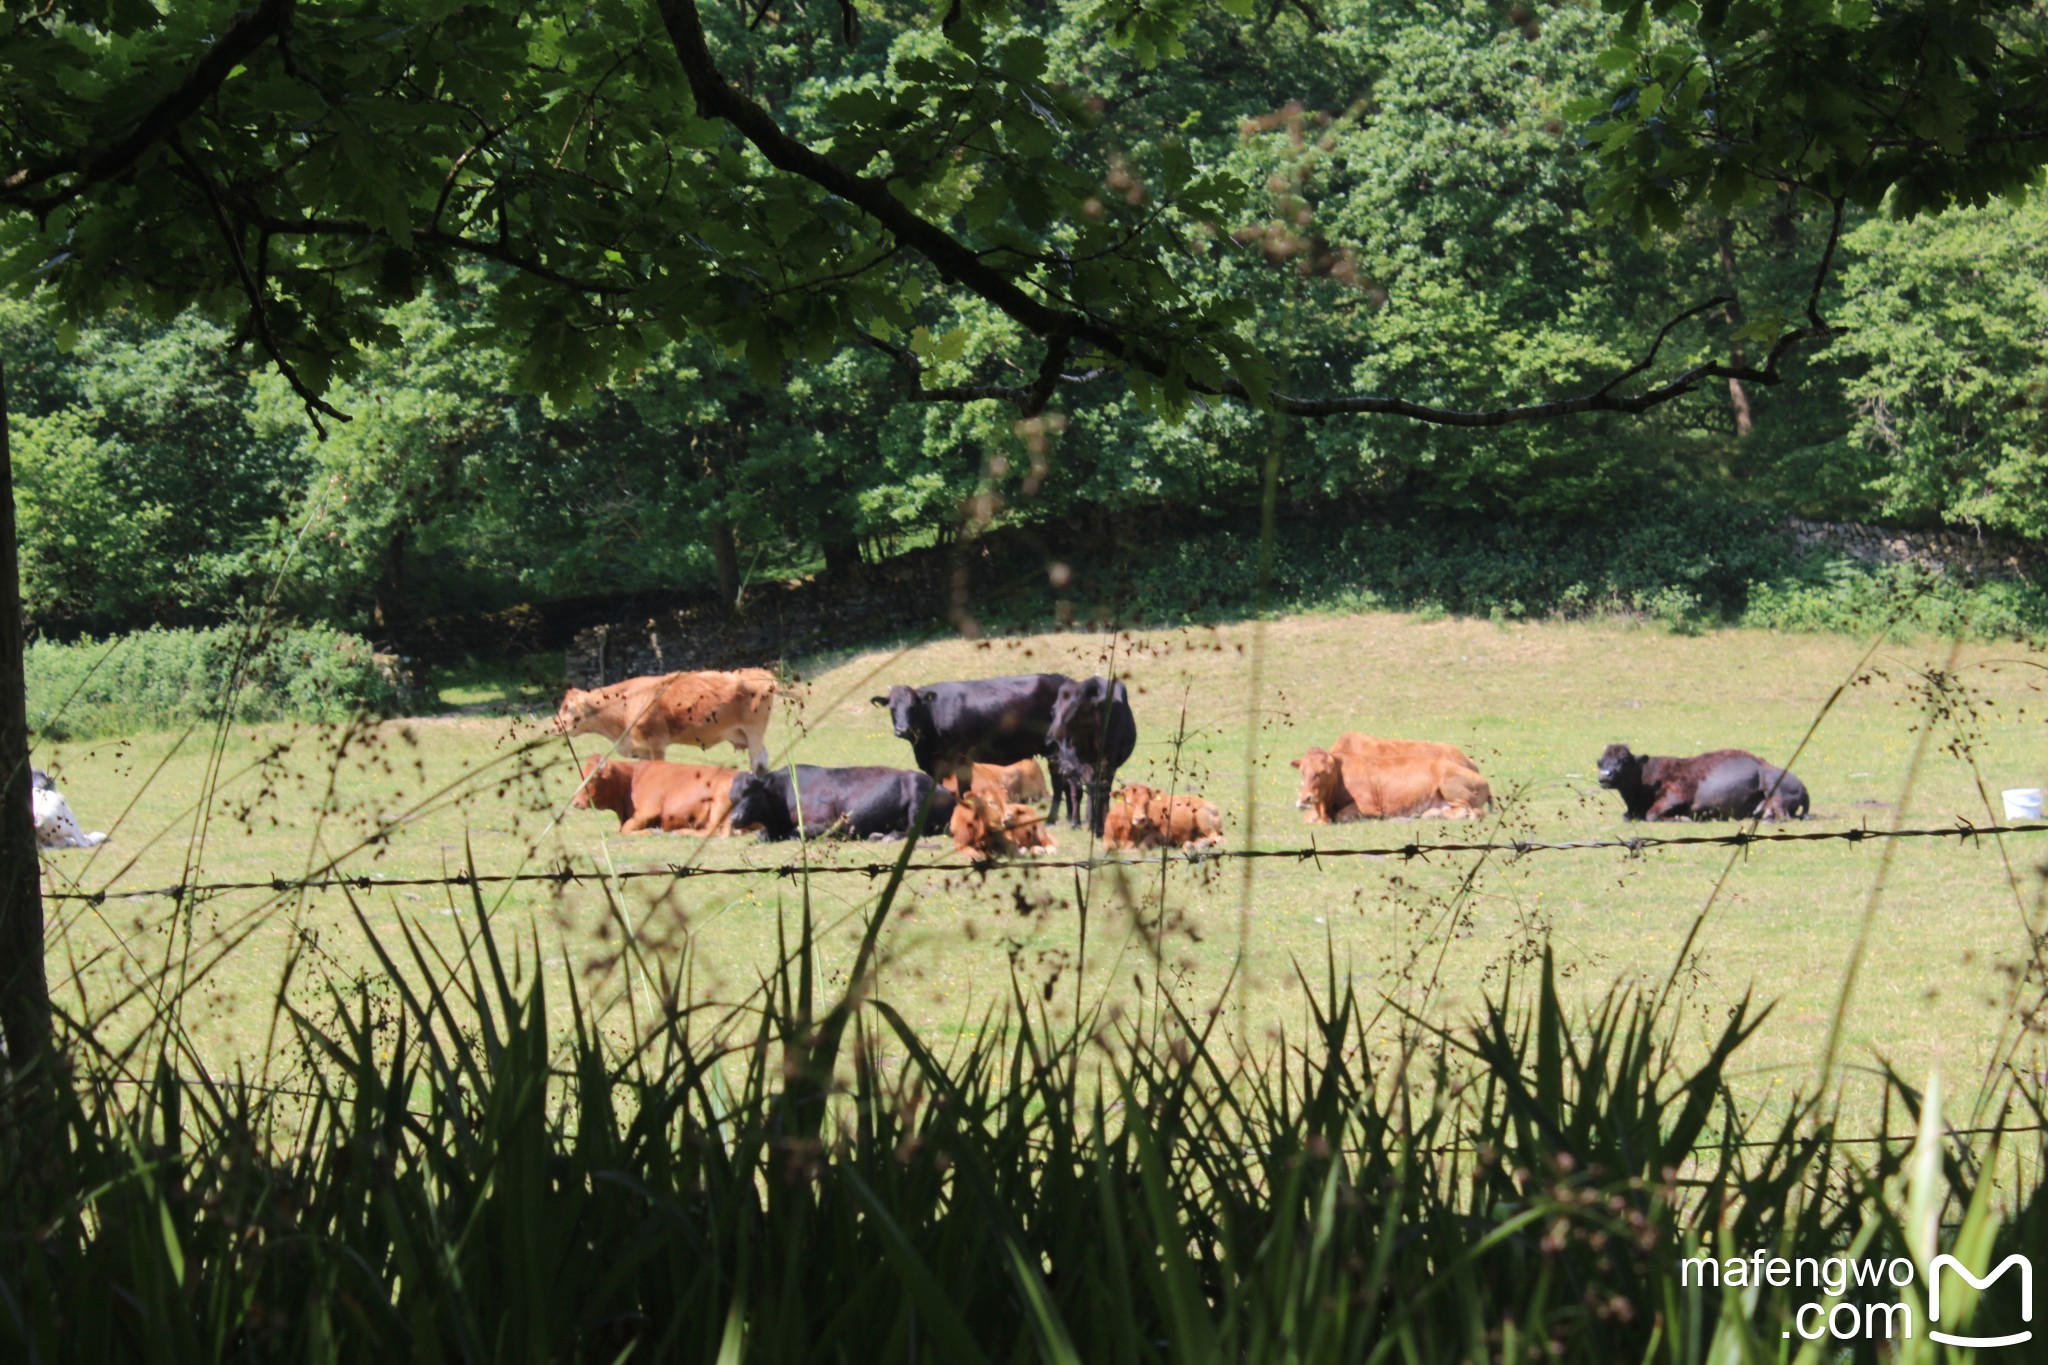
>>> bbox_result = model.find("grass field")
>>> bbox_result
[33,610,2048,1136]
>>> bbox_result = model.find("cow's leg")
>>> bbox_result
[619,813,657,834]
[1087,778,1113,838]
[1643,791,1689,821]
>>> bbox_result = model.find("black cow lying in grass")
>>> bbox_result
[1596,744,1810,822]
[726,765,955,841]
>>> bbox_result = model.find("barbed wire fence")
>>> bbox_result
[40,818,2048,906]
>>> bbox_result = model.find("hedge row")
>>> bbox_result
[26,623,410,741]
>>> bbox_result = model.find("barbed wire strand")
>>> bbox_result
[42,818,2048,905]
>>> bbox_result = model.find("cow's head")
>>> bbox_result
[573,753,628,810]
[1049,676,1114,748]
[552,687,598,736]
[1595,744,1640,789]
[1290,748,1341,810]
[951,791,998,856]
[872,685,934,744]
[1120,783,1158,812]
[726,769,782,833]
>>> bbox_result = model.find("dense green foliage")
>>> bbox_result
[4,887,2040,1361]
[6,0,2043,642]
[24,624,405,741]
[1030,506,2044,640]
[1829,197,2048,539]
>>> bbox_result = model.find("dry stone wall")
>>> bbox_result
[560,516,2041,687]
[564,534,1044,686]
[1784,518,2041,583]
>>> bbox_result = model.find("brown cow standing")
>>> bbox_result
[970,758,1051,805]
[553,668,778,769]
[1292,738,1491,822]
[950,791,1058,861]
[573,755,737,834]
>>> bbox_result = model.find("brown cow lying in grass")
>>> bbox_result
[573,755,736,834]
[1100,784,1225,850]
[950,791,1058,861]
[970,758,1051,804]
[1292,737,1491,822]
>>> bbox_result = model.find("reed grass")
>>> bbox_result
[4,848,2042,1362]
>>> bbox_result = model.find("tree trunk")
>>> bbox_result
[372,528,410,641]
[0,357,51,1069]
[1717,219,1756,439]
[821,534,863,580]
[710,519,740,609]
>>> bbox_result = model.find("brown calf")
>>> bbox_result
[951,791,1058,861]
[970,758,1051,804]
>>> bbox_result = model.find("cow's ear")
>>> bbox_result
[1289,758,1302,769]
[869,696,888,707]
[920,690,938,705]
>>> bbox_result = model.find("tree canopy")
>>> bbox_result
[0,0,2043,639]
[7,0,2042,433]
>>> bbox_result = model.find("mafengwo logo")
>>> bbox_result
[1928,1253,2033,1350]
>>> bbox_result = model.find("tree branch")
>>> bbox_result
[169,139,350,436]
[654,0,1839,426]
[3,0,297,213]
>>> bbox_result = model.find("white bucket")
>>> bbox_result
[2001,788,2043,821]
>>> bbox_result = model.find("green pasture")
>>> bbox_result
[34,611,2048,1135]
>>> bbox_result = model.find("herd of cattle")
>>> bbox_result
[552,667,1814,861]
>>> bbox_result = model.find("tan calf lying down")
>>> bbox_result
[1291,740,1490,822]
[951,791,1058,861]
[970,758,1051,804]
[553,668,778,767]
[1101,784,1225,850]
[574,755,737,834]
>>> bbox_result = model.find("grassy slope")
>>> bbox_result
[35,611,2048,1133]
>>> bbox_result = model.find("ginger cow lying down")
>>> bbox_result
[1101,783,1225,851]
[950,791,1058,861]
[573,754,737,834]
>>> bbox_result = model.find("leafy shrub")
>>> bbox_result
[1099,503,2048,642]
[25,623,413,740]
[1741,559,2048,640]
[1113,501,1784,627]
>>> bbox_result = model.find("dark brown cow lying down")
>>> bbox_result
[573,755,737,834]
[1595,744,1810,822]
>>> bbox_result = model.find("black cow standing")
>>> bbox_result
[1046,676,1138,836]
[726,766,955,841]
[871,674,1075,794]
